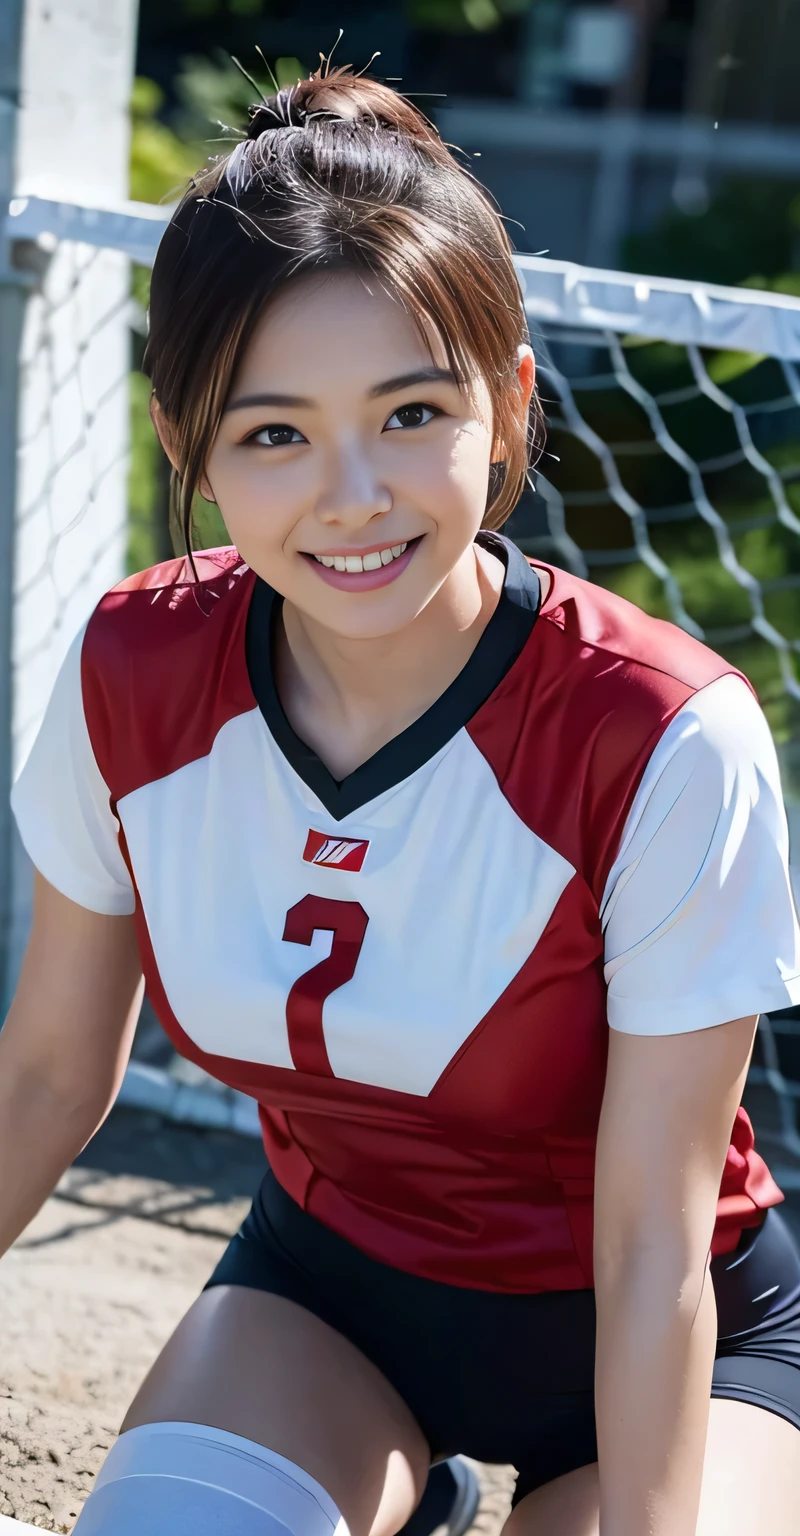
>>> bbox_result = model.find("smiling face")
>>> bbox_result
[200,270,531,641]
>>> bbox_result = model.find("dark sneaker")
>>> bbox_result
[398,1457,480,1536]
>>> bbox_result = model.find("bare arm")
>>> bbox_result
[594,1012,758,1536]
[0,870,143,1259]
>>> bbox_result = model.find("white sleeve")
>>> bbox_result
[601,673,800,1035]
[10,625,136,916]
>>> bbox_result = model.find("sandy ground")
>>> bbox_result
[0,1080,798,1532]
[0,1107,516,1532]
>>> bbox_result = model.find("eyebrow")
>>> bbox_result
[369,367,460,398]
[224,367,460,414]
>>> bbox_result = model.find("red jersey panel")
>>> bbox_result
[12,537,800,1292]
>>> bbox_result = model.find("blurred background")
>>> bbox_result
[2,7,800,1527]
[0,0,799,1091]
[134,0,800,279]
[119,0,800,777]
[1,0,800,1101]
[101,4,800,733]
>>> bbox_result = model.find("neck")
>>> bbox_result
[275,541,505,780]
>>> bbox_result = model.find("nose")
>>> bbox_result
[316,442,392,530]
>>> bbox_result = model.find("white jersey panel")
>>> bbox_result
[10,624,135,916]
[601,674,800,1034]
[118,712,575,1095]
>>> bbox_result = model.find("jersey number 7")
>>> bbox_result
[282,895,370,1075]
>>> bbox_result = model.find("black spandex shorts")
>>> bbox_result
[206,1172,800,1500]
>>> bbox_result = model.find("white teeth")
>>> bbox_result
[314,540,413,572]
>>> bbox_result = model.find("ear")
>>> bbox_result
[492,344,536,462]
[150,393,216,503]
[516,343,535,404]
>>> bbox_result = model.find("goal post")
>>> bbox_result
[4,190,800,1161]
[0,0,139,1013]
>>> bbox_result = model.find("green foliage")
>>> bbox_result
[624,178,800,290]
[127,372,162,574]
[175,51,305,145]
[127,67,264,575]
[705,350,766,386]
[609,184,800,749]
[406,0,531,32]
[273,57,309,89]
[537,337,800,749]
[130,76,198,206]
[176,52,258,139]
[128,368,230,574]
[129,77,198,573]
[192,495,230,551]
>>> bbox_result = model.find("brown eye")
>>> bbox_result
[252,424,305,447]
[384,403,438,431]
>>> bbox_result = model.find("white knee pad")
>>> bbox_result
[71,1420,349,1536]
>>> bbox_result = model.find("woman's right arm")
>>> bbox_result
[0,869,143,1261]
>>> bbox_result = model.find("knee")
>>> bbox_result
[72,1420,351,1536]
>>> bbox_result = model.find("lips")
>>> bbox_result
[303,537,421,592]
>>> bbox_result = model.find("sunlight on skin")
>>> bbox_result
[152,267,542,778]
[200,268,532,646]
[143,270,800,1535]
[500,1399,800,1536]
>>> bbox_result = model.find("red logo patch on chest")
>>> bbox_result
[303,829,370,872]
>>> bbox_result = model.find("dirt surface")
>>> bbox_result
[0,1108,516,1532]
[1,1082,799,1532]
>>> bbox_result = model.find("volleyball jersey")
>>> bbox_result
[12,534,800,1293]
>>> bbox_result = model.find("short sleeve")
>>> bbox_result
[600,674,800,1034]
[10,625,136,916]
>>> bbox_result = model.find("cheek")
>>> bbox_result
[396,424,491,501]
[207,446,299,540]
[440,426,493,516]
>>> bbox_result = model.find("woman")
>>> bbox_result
[3,64,800,1536]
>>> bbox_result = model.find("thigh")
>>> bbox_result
[120,1284,430,1536]
[695,1398,800,1536]
[501,1399,800,1536]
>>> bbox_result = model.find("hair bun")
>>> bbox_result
[246,101,295,138]
[245,65,445,157]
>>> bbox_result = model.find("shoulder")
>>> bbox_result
[533,560,747,708]
[83,546,250,660]
[81,547,257,801]
[470,560,755,893]
[618,672,776,834]
[476,559,751,771]
[534,564,760,796]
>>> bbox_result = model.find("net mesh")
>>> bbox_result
[13,237,132,778]
[8,201,800,1163]
[507,321,800,1189]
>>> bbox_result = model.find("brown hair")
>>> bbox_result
[144,64,543,558]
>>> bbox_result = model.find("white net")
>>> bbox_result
[6,196,800,1166]
[509,267,800,1192]
[13,234,131,780]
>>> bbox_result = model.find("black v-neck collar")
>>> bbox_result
[245,533,540,821]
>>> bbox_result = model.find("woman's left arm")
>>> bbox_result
[595,674,800,1533]
[594,1011,758,1536]
[592,1007,755,1536]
